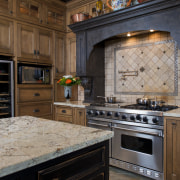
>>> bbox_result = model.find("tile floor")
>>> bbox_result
[109,166,153,180]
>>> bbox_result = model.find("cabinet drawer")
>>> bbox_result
[56,106,73,116]
[56,115,72,123]
[18,88,52,102]
[18,103,52,117]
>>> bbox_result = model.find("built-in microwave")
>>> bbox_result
[18,64,51,84]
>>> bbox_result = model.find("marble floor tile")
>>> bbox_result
[109,166,153,180]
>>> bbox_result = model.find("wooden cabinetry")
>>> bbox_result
[45,5,66,31]
[0,0,13,16]
[54,32,65,77]
[17,0,43,23]
[17,85,53,119]
[17,24,52,64]
[66,32,76,75]
[164,117,180,180]
[55,105,86,126]
[0,18,13,55]
[74,107,86,126]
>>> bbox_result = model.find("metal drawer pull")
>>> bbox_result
[33,109,40,113]
[34,93,40,96]
[62,110,66,113]
[112,126,162,137]
[88,122,111,128]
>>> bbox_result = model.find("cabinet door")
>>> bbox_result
[74,108,86,126]
[17,0,42,23]
[166,119,180,180]
[0,0,13,15]
[66,33,76,75]
[36,28,52,64]
[45,6,65,31]
[55,32,65,77]
[0,18,13,55]
[17,24,36,61]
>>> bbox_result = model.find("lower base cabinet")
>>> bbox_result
[55,105,86,126]
[164,117,180,180]
[1,141,109,180]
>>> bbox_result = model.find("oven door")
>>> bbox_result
[112,123,163,172]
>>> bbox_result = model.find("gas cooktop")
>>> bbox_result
[90,103,179,112]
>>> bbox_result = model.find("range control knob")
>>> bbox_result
[107,112,112,116]
[87,110,93,115]
[152,118,158,124]
[100,111,105,115]
[143,117,148,123]
[136,115,141,121]
[95,111,100,116]
[122,115,127,120]
[115,112,120,117]
[130,115,135,121]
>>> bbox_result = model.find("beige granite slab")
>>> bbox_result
[163,108,180,118]
[0,116,113,178]
[54,101,90,108]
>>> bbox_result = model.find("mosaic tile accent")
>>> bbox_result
[114,40,178,96]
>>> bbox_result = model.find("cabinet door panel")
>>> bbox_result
[166,119,180,180]
[0,0,13,15]
[55,33,65,76]
[74,108,86,126]
[0,18,13,54]
[37,29,52,64]
[17,24,36,60]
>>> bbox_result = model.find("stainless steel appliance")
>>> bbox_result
[86,103,178,180]
[0,59,14,118]
[18,64,51,84]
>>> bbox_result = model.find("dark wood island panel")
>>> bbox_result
[1,140,109,180]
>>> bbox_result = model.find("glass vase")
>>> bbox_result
[64,86,72,102]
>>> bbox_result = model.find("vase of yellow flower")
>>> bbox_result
[57,75,81,101]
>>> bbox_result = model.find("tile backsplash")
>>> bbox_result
[105,31,180,105]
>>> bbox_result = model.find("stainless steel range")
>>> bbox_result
[86,103,178,180]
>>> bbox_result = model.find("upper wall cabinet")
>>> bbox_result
[0,18,13,55]
[45,5,66,31]
[0,0,13,16]
[17,0,43,24]
[17,24,52,64]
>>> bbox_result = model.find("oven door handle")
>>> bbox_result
[88,122,111,128]
[112,126,163,137]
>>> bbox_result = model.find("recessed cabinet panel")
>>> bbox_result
[0,0,13,15]
[17,0,42,23]
[0,18,13,54]
[37,29,52,64]
[55,32,65,76]
[17,24,36,60]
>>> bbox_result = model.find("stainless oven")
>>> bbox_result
[112,123,163,172]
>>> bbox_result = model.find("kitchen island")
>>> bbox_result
[0,116,113,180]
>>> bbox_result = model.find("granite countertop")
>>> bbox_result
[163,108,180,117]
[0,116,113,178]
[54,101,90,108]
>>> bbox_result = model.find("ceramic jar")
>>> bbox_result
[107,0,127,11]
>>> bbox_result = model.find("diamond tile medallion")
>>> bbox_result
[114,40,178,95]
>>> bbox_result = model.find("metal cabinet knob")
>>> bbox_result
[34,93,40,97]
[33,109,40,113]
[62,110,66,113]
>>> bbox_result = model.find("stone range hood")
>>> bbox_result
[69,0,180,102]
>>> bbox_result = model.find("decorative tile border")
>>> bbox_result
[114,40,178,96]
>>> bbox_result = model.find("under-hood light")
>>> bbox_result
[127,33,131,37]
[150,29,154,32]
